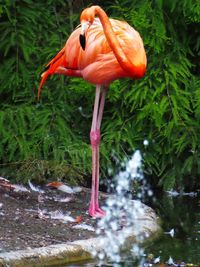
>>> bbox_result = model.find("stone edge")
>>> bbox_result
[0,206,162,267]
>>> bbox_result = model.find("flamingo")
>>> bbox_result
[38,5,147,217]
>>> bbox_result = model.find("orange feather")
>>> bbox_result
[38,12,146,97]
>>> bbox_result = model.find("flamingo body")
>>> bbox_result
[38,16,146,95]
[67,18,146,83]
[38,6,147,217]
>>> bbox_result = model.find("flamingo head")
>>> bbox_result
[79,7,95,50]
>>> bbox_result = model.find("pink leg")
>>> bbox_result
[94,87,107,213]
[88,85,107,217]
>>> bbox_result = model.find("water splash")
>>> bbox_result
[94,150,152,264]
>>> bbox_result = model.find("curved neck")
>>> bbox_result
[92,6,136,76]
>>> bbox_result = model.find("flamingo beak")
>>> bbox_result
[79,21,89,50]
[79,33,86,50]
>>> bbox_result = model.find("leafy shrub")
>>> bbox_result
[0,0,199,190]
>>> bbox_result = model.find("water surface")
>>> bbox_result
[65,193,200,266]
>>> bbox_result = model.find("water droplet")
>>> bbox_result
[167,256,175,265]
[143,139,149,146]
[94,150,152,263]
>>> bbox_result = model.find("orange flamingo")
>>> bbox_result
[38,5,147,217]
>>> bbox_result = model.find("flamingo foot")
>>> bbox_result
[88,204,106,217]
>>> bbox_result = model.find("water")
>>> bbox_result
[63,193,200,267]
[145,193,200,266]
[64,148,200,267]
[94,151,147,264]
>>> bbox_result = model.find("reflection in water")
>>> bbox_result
[146,193,200,266]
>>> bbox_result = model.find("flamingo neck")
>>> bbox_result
[91,6,137,77]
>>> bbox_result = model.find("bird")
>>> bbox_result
[38,5,147,217]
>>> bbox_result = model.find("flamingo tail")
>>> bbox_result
[37,47,66,100]
[37,71,49,100]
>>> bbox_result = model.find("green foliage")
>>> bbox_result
[0,0,93,183]
[0,0,199,190]
[105,0,200,190]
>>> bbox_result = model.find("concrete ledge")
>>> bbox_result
[0,204,161,267]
